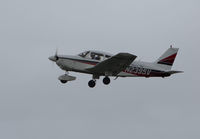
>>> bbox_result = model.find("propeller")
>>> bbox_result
[54,48,59,61]
[49,49,59,62]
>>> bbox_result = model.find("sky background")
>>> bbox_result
[0,0,200,139]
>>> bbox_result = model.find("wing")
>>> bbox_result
[87,53,137,76]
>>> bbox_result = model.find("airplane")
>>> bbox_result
[48,45,183,88]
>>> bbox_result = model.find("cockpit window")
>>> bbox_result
[79,51,112,61]
[90,52,104,61]
[78,51,89,58]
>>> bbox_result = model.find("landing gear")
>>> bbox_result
[60,80,67,84]
[58,72,76,84]
[88,80,96,88]
[88,75,111,88]
[88,75,99,88]
[103,76,110,85]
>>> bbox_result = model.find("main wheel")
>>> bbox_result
[103,77,110,85]
[60,80,67,84]
[88,80,96,88]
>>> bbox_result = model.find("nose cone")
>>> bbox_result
[48,56,57,62]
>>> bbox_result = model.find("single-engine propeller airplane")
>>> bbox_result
[49,45,183,88]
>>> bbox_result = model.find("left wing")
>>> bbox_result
[87,53,137,76]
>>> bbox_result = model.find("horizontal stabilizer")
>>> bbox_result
[166,70,184,75]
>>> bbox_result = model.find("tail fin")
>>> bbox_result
[154,46,179,70]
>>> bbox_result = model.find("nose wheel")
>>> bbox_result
[88,80,96,88]
[103,76,110,85]
[60,80,68,84]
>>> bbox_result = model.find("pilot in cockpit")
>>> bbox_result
[95,55,100,60]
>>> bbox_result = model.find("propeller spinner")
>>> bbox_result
[49,49,59,62]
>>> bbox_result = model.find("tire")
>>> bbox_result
[88,80,96,88]
[60,80,67,84]
[103,77,110,85]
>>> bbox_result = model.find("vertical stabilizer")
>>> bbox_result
[154,46,179,70]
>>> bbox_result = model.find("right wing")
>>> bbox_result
[87,53,137,75]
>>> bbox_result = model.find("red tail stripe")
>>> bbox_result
[159,53,177,63]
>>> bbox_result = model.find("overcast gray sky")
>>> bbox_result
[0,0,200,139]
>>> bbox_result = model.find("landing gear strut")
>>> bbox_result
[103,76,110,85]
[88,80,96,88]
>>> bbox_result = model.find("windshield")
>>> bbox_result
[78,51,89,58]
